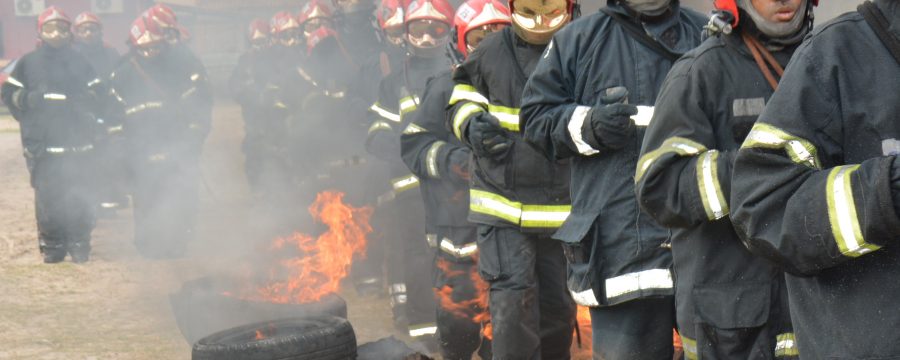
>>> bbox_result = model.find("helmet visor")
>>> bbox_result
[407,19,450,48]
[464,23,506,53]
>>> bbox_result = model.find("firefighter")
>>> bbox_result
[332,0,381,64]
[445,0,580,356]
[400,1,510,357]
[144,4,190,46]
[366,0,455,346]
[518,0,706,358]
[1,7,103,264]
[634,0,817,358]
[729,0,900,358]
[109,16,212,259]
[229,18,272,193]
[72,12,120,77]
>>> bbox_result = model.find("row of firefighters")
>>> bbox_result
[2,0,899,358]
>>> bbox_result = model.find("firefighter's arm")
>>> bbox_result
[182,66,214,139]
[402,75,469,183]
[731,50,900,276]
[446,49,488,148]
[520,37,582,160]
[635,68,731,229]
[365,78,402,162]
[1,59,43,119]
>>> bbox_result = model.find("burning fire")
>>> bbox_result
[433,258,493,339]
[575,305,592,351]
[254,330,265,340]
[232,191,373,304]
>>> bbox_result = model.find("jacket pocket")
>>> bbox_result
[563,240,602,307]
[476,226,505,281]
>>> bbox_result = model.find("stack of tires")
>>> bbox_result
[192,316,357,360]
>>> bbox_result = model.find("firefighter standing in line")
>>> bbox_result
[634,0,818,357]
[729,0,900,358]
[400,1,511,357]
[444,0,578,356]
[109,16,212,259]
[72,12,120,78]
[1,7,104,264]
[230,19,273,193]
[366,0,456,346]
[519,0,706,358]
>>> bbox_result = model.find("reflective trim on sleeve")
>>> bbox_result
[570,288,600,307]
[45,144,94,154]
[399,95,419,116]
[190,73,201,82]
[520,205,571,228]
[439,239,478,258]
[826,165,881,258]
[568,105,598,156]
[697,150,729,220]
[448,84,489,106]
[452,102,486,140]
[391,174,420,193]
[426,141,446,178]
[426,234,439,248]
[488,104,520,132]
[469,189,523,224]
[389,283,407,307]
[4,76,24,88]
[681,335,698,360]
[370,102,401,122]
[742,123,821,168]
[604,269,673,300]
[408,323,438,337]
[125,102,164,115]
[636,137,707,183]
[632,105,655,127]
[87,78,102,87]
[368,120,394,134]
[402,123,426,135]
[775,333,799,358]
[43,93,67,100]
[107,125,124,134]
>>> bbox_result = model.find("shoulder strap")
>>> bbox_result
[859,1,900,65]
[600,7,680,62]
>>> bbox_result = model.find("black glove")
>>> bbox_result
[584,86,638,151]
[466,112,513,161]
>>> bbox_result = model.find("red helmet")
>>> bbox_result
[306,26,339,54]
[454,0,509,56]
[405,0,454,25]
[248,18,270,40]
[298,0,333,26]
[38,6,71,31]
[74,11,101,28]
[378,0,406,30]
[146,4,178,29]
[270,11,301,34]
[129,15,164,47]
[714,0,819,28]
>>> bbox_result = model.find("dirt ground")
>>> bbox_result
[0,103,591,359]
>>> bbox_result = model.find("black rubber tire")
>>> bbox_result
[192,315,357,360]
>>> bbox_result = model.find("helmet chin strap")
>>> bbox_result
[622,0,672,17]
[739,0,808,39]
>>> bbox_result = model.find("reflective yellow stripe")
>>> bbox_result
[488,104,520,132]
[470,189,570,228]
[520,204,570,228]
[399,96,419,116]
[448,84,489,106]
[126,102,164,115]
[452,102,485,140]
[370,102,401,122]
[391,174,420,193]
[403,123,426,135]
[636,137,707,183]
[368,120,393,134]
[775,333,799,357]
[439,239,478,258]
[742,123,820,168]
[681,335,698,360]
[826,165,880,258]
[426,141,446,178]
[697,150,729,220]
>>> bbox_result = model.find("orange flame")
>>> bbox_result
[232,191,373,304]
[575,305,592,351]
[254,329,265,340]
[433,258,493,340]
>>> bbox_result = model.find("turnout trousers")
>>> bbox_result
[31,152,97,259]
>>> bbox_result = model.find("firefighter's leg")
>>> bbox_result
[535,237,576,359]
[477,225,541,359]
[64,155,97,263]
[400,196,438,348]
[433,226,486,360]
[33,157,67,262]
[590,296,676,360]
[382,202,410,332]
[132,161,169,258]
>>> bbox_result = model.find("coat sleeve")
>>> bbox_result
[182,61,214,141]
[1,58,30,120]
[401,75,470,183]
[446,48,488,147]
[365,77,402,162]
[635,62,734,229]
[519,35,585,160]
[229,54,259,107]
[730,48,900,276]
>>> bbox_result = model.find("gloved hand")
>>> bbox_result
[466,112,513,161]
[585,86,638,151]
[446,148,471,183]
[16,90,46,110]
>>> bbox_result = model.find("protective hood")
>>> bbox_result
[738,0,811,47]
[622,0,672,17]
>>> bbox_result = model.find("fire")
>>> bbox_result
[575,305,592,351]
[433,258,493,340]
[254,329,265,340]
[232,191,373,304]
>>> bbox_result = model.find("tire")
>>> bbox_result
[192,315,357,360]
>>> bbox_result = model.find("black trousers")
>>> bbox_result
[31,153,97,258]
[477,225,576,360]
[589,297,676,360]
[131,156,199,259]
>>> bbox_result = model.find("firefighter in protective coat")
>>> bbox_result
[230,19,273,192]
[366,0,455,345]
[445,0,578,356]
[400,1,511,357]
[634,0,817,357]
[1,7,104,263]
[519,0,706,358]
[730,0,900,358]
[109,16,212,259]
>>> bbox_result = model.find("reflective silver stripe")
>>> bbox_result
[100,202,120,209]
[426,234,438,248]
[190,73,201,82]
[126,102,164,115]
[604,269,673,299]
[181,87,197,100]
[698,150,728,220]
[5,76,24,88]
[570,288,600,307]
[43,93,67,100]
[45,144,94,154]
[631,105,655,127]
[408,324,438,337]
[775,333,798,357]
[403,123,426,135]
[439,239,478,258]
[742,123,820,168]
[568,105,597,155]
[390,283,407,294]
[87,78,101,87]
[370,103,401,122]
[448,84,489,106]
[827,165,880,257]
[426,141,446,178]
[107,125,124,134]
[391,175,420,192]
